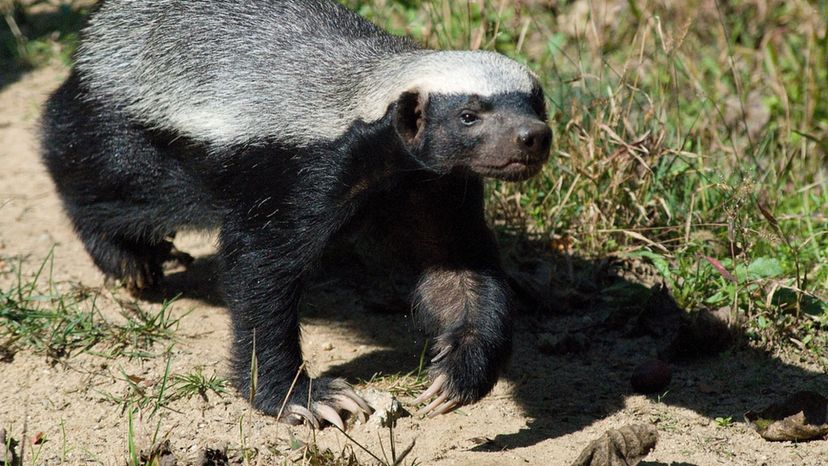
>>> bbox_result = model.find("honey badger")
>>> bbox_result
[40,0,552,428]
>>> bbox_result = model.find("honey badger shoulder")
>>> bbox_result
[41,0,551,428]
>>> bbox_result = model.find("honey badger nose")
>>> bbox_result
[516,122,552,158]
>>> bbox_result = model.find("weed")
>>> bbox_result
[171,367,228,402]
[1,0,88,71]
[361,343,429,398]
[715,416,734,428]
[0,251,183,362]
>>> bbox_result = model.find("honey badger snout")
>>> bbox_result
[514,121,552,161]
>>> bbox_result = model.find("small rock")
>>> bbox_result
[358,388,410,430]
[322,342,334,351]
[631,359,672,394]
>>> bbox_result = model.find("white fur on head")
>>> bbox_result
[359,50,538,124]
[75,0,539,149]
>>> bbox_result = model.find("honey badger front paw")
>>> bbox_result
[413,339,508,417]
[279,378,373,430]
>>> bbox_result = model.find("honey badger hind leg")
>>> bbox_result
[40,72,200,294]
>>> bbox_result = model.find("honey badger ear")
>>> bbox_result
[393,90,427,149]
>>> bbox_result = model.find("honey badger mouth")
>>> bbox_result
[474,157,547,181]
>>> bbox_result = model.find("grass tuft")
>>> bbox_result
[0,251,183,362]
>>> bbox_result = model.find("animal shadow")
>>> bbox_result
[143,236,828,453]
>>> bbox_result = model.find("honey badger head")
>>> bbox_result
[385,51,551,181]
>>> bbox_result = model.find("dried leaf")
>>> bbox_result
[756,201,779,228]
[126,374,145,384]
[745,391,828,442]
[571,424,658,466]
[198,446,229,466]
[703,256,737,283]
[0,428,7,462]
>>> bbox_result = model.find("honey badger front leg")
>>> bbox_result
[218,148,374,429]
[392,174,513,416]
[412,265,512,415]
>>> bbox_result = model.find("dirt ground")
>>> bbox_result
[1,66,827,466]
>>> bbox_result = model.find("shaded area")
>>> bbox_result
[0,1,88,91]
[144,235,828,453]
[139,255,225,307]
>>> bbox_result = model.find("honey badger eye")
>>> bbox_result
[460,112,480,126]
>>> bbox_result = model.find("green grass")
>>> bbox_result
[0,250,183,361]
[100,360,229,417]
[1,0,88,71]
[344,0,828,364]
[172,366,229,402]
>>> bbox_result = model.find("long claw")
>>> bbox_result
[416,392,447,416]
[288,405,319,429]
[428,399,459,418]
[431,345,453,363]
[334,395,362,416]
[413,374,446,405]
[314,403,345,430]
[344,391,373,415]
[282,413,304,426]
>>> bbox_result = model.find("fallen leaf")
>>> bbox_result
[571,423,658,466]
[745,391,828,442]
[126,374,145,384]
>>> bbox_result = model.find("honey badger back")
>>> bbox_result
[41,0,551,428]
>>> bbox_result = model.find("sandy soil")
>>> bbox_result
[1,67,827,466]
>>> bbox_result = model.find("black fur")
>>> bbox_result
[41,3,551,422]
